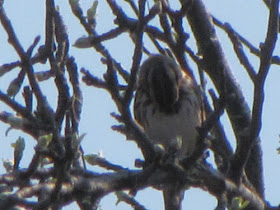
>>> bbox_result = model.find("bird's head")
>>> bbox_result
[138,54,183,113]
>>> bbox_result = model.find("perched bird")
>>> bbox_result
[134,54,203,157]
[133,54,204,209]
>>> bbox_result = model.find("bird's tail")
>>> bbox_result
[163,185,184,210]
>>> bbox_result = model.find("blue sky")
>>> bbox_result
[0,0,279,209]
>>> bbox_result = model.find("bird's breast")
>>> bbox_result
[143,96,201,156]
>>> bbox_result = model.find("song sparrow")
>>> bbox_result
[134,54,203,157]
[134,54,204,209]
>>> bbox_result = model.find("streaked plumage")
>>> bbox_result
[134,54,203,157]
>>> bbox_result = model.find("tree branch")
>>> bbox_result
[228,0,279,191]
[185,0,265,197]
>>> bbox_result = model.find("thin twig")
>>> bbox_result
[123,0,146,105]
[213,16,280,65]
[223,23,257,81]
[228,0,279,189]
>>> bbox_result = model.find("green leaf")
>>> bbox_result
[73,36,94,48]
[87,1,98,19]
[37,133,53,149]
[115,191,127,205]
[7,115,24,129]
[69,0,79,6]
[84,154,100,165]
[229,197,250,210]
[72,132,86,151]
[12,137,25,169]
[2,159,13,173]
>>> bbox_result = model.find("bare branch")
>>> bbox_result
[223,23,257,81]
[0,0,279,209]
[213,16,280,65]
[228,0,279,188]
[185,0,265,197]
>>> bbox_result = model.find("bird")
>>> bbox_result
[133,54,204,209]
[134,54,203,157]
